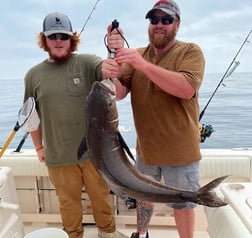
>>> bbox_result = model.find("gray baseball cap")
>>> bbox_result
[43,12,73,36]
[145,0,180,19]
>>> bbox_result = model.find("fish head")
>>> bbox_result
[86,79,118,130]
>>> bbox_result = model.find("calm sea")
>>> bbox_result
[0,72,251,151]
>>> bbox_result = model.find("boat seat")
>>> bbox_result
[205,204,252,238]
[0,149,251,181]
[200,154,252,181]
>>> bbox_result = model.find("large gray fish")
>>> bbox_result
[78,79,227,207]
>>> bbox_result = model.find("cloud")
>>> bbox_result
[1,0,252,78]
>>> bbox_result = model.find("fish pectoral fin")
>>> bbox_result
[77,136,87,160]
[117,131,136,163]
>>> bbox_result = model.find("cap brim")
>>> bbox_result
[145,8,176,19]
[44,30,73,36]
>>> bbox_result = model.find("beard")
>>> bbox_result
[48,49,71,63]
[148,25,177,49]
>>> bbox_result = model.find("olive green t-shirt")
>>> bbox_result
[24,54,103,167]
[120,41,205,166]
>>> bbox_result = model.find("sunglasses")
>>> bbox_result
[47,33,71,41]
[149,16,175,25]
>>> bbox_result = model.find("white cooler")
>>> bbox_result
[24,228,69,238]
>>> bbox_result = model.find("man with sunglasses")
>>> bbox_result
[23,12,128,238]
[103,1,205,238]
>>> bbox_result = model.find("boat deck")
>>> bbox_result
[23,223,210,237]
[22,202,210,237]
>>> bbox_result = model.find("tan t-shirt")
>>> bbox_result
[120,41,205,166]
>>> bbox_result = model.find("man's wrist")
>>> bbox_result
[35,146,43,152]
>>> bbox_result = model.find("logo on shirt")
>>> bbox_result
[73,78,80,84]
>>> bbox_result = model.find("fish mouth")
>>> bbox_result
[98,79,116,95]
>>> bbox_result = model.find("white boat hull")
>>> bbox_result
[0,166,24,238]
[0,148,252,237]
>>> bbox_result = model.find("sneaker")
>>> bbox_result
[98,229,129,238]
[130,232,149,238]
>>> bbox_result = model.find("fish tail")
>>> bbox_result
[183,175,229,207]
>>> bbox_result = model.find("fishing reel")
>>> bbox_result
[199,124,214,143]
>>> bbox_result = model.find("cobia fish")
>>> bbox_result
[78,79,228,207]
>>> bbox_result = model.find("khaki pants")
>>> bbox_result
[48,160,115,238]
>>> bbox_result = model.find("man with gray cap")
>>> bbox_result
[23,12,128,238]
[103,0,205,238]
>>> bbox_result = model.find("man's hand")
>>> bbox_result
[106,25,124,50]
[116,48,146,71]
[36,148,45,162]
[102,59,121,79]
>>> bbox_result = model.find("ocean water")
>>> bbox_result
[0,72,251,151]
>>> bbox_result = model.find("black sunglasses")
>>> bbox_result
[149,16,175,25]
[47,33,71,41]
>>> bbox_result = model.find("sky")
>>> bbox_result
[1,0,252,79]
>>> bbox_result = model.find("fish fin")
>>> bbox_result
[199,175,230,193]
[184,175,229,207]
[77,137,87,160]
[117,131,136,163]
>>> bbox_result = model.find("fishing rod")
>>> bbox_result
[79,0,100,36]
[199,30,252,143]
[199,30,252,122]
